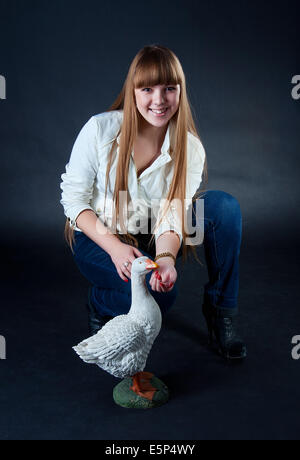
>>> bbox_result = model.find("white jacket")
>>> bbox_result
[60,110,205,244]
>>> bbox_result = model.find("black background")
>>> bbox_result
[0,0,299,440]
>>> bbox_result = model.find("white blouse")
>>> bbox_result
[60,110,205,245]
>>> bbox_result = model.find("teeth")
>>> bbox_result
[150,109,167,114]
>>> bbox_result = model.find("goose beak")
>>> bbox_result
[145,259,159,270]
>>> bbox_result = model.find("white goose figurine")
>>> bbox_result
[73,256,164,401]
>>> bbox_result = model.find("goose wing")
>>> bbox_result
[73,315,147,364]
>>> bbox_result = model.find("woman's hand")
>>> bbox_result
[109,242,144,282]
[150,258,177,293]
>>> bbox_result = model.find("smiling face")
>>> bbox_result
[134,84,180,128]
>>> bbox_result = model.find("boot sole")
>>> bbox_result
[208,339,247,360]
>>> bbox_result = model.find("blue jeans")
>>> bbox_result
[72,190,242,318]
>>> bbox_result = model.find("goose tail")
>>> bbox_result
[72,333,105,364]
[73,343,98,364]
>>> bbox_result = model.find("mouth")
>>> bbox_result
[145,259,159,270]
[149,108,168,117]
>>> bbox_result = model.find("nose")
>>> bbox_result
[152,89,165,106]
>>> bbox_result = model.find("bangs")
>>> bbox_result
[133,53,180,89]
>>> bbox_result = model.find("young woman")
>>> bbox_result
[60,44,246,360]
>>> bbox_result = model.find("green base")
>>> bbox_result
[113,375,169,409]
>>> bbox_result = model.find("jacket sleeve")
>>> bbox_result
[154,136,206,245]
[60,116,100,227]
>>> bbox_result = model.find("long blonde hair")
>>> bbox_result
[64,44,208,264]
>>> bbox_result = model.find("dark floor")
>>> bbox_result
[1,232,299,440]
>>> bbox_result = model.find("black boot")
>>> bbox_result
[86,286,113,336]
[202,302,247,360]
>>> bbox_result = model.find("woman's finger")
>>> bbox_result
[149,273,155,287]
[156,278,165,293]
[155,271,162,281]
[150,274,157,291]
[122,266,131,279]
[151,277,157,291]
[117,267,128,283]
[160,282,167,293]
[153,279,160,292]
[164,283,173,292]
[133,247,144,258]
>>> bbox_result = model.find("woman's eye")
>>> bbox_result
[142,87,176,92]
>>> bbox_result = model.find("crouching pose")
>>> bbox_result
[60,44,246,360]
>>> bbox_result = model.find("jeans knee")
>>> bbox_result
[221,191,241,214]
[207,190,242,232]
[221,192,242,234]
